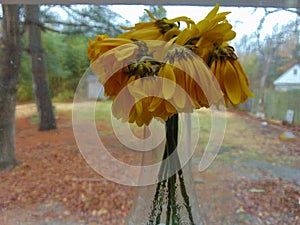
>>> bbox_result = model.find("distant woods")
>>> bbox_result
[0,4,131,170]
[234,16,299,90]
[13,5,130,102]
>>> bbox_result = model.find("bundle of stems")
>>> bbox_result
[147,114,195,225]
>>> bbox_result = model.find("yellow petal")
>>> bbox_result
[224,61,242,104]
[135,101,143,117]
[223,30,236,41]
[159,64,176,99]
[205,3,220,20]
[163,27,181,41]
[128,78,147,98]
[148,97,163,112]
[175,26,199,45]
[174,93,186,110]
[164,101,177,114]
[196,19,210,35]
[207,23,232,36]
[210,11,231,24]
[233,60,255,98]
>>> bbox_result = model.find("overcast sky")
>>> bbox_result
[109,5,298,41]
[49,4,298,43]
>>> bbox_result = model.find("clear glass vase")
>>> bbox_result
[125,114,203,225]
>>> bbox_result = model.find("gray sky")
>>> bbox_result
[108,5,298,41]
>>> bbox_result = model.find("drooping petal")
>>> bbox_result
[224,61,242,104]
[158,64,177,100]
[175,25,199,46]
[205,3,220,20]
[232,60,255,98]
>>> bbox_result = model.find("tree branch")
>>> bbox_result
[40,5,124,36]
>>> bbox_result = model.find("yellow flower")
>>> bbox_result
[173,24,199,46]
[127,77,163,126]
[194,3,236,63]
[119,9,193,42]
[90,42,140,100]
[110,75,176,126]
[87,34,133,62]
[150,99,177,122]
[197,3,231,36]
[111,83,135,122]
[209,45,255,105]
[87,4,255,127]
[102,69,129,99]
[119,26,165,41]
[159,47,223,110]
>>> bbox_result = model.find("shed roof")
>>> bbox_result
[273,64,300,85]
[87,74,99,82]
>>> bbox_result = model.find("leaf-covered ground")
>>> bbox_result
[0,103,299,224]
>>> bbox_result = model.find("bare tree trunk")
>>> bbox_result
[258,55,272,116]
[0,5,21,170]
[25,5,56,131]
[259,56,272,90]
[255,9,286,117]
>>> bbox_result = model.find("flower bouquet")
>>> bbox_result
[86,3,254,225]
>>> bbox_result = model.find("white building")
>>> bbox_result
[87,75,106,99]
[273,64,300,91]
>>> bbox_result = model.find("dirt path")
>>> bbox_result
[16,103,74,118]
[1,103,299,225]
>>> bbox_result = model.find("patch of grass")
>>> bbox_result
[216,144,299,169]
[29,114,39,125]
[70,100,112,121]
[94,100,112,120]
[238,149,263,161]
[52,90,74,102]
[259,154,299,167]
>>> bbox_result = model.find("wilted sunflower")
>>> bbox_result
[159,47,224,109]
[87,4,254,126]
[89,41,140,99]
[209,44,255,105]
[87,34,135,62]
[119,9,194,42]
[110,67,177,126]
[194,3,236,63]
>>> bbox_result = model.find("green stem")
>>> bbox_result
[148,179,164,224]
[148,113,195,225]
[165,176,172,224]
[165,114,179,224]
[178,168,196,225]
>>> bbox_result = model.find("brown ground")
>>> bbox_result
[0,103,299,225]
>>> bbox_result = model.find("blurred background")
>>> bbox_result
[0,1,299,225]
